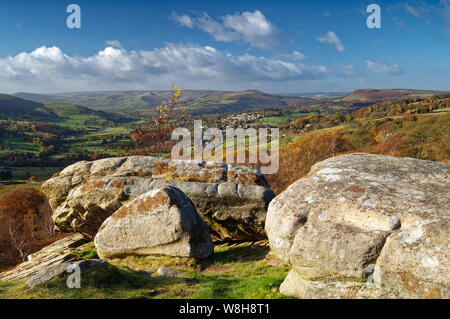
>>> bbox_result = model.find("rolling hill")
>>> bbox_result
[12,89,448,116]
[14,90,218,111]
[14,90,314,114]
[341,89,443,102]
[182,90,313,114]
[0,94,44,114]
[0,94,129,124]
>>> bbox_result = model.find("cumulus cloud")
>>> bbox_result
[171,10,278,49]
[0,44,329,92]
[366,60,403,75]
[317,31,345,52]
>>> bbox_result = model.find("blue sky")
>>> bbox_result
[0,0,449,93]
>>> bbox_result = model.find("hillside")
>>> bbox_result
[182,90,312,114]
[14,90,314,114]
[14,90,218,111]
[277,92,347,100]
[341,89,443,102]
[0,94,129,124]
[0,94,44,114]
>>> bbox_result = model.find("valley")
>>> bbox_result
[0,88,448,185]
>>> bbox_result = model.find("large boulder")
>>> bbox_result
[94,187,213,260]
[266,153,449,299]
[42,156,274,240]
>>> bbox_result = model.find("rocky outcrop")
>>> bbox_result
[42,156,274,240]
[94,187,214,260]
[0,234,89,286]
[266,153,450,299]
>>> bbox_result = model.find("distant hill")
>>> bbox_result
[14,90,218,110]
[0,94,129,123]
[12,89,446,116]
[14,90,314,114]
[278,92,348,100]
[0,94,44,114]
[342,89,443,103]
[182,90,312,114]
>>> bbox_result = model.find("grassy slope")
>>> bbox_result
[0,243,289,299]
[182,90,293,114]
[341,89,442,102]
[0,94,44,115]
[14,91,217,110]
[0,101,135,159]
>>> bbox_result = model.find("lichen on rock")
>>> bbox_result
[94,187,214,260]
[42,156,274,240]
[266,153,450,299]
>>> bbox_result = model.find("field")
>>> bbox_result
[249,112,312,127]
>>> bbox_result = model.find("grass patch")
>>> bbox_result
[72,248,99,260]
[0,244,290,299]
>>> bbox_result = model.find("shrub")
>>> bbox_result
[0,188,54,269]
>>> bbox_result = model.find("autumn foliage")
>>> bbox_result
[266,128,352,194]
[267,111,449,195]
[0,188,54,269]
[133,85,186,155]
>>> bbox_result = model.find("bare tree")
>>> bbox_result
[7,220,27,262]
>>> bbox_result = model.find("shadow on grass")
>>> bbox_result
[1,244,288,299]
[198,244,270,269]
[34,265,177,299]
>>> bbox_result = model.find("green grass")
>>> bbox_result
[8,167,61,180]
[249,112,312,127]
[0,244,290,299]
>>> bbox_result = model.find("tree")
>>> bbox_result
[134,85,186,156]
[0,188,53,267]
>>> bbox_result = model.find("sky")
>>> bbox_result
[0,0,449,94]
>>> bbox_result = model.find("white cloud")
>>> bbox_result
[366,60,403,75]
[317,31,345,52]
[0,44,329,92]
[105,40,123,48]
[389,2,450,31]
[172,14,194,28]
[171,10,278,49]
[292,51,307,60]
